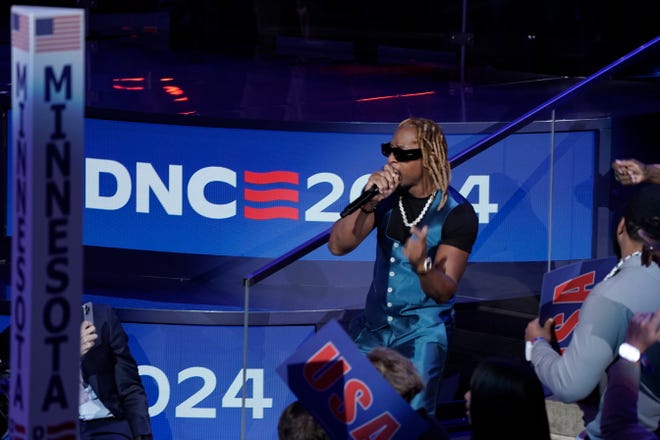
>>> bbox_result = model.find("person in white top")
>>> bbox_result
[525,185,660,440]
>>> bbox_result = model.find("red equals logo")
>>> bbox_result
[244,171,300,220]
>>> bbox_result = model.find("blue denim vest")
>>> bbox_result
[363,187,468,340]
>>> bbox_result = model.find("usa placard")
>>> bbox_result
[277,319,428,440]
[539,257,617,352]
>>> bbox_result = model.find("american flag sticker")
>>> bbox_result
[35,14,82,53]
[11,13,30,51]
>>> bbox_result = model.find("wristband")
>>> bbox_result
[618,342,641,363]
[525,337,546,361]
[360,205,376,214]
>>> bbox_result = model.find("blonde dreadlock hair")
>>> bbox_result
[398,117,451,209]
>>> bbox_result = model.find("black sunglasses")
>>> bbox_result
[381,143,423,162]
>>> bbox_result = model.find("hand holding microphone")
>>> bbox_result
[340,164,400,217]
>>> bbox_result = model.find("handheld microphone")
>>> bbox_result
[340,184,379,218]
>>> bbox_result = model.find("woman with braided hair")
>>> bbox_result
[329,117,478,414]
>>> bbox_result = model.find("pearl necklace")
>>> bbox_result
[398,191,436,227]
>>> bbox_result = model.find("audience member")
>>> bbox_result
[612,159,660,185]
[464,357,551,440]
[329,117,478,413]
[0,303,152,440]
[601,310,660,440]
[278,401,330,440]
[367,346,425,403]
[366,347,449,439]
[79,303,153,440]
[525,184,660,439]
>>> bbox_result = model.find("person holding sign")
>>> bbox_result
[329,117,478,414]
[525,185,660,440]
[278,346,448,440]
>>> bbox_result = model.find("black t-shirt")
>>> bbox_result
[439,203,479,253]
[385,192,478,253]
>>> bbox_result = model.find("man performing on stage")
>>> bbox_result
[328,117,478,414]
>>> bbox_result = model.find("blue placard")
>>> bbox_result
[539,257,617,352]
[277,320,428,440]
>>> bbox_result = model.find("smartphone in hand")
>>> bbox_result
[82,302,94,325]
